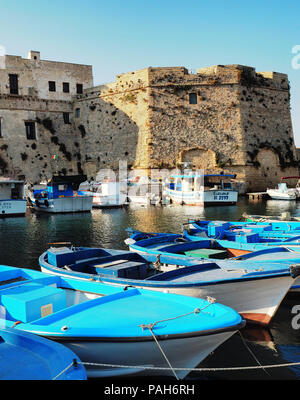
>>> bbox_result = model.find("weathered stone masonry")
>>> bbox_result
[74,64,298,192]
[0,51,298,192]
[0,51,93,183]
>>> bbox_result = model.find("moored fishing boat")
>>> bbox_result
[0,264,244,379]
[79,180,127,208]
[266,182,296,201]
[0,326,87,380]
[125,227,300,293]
[27,175,93,213]
[183,220,300,256]
[39,244,300,326]
[0,178,27,217]
[164,173,238,206]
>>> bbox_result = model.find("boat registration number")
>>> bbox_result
[0,202,12,209]
[213,192,229,200]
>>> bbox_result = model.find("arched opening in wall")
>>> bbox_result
[256,148,280,187]
[179,148,216,169]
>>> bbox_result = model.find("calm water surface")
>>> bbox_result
[1,197,300,380]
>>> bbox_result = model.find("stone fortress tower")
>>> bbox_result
[0,50,298,192]
[75,65,299,192]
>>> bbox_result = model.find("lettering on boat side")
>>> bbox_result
[291,305,300,329]
[0,203,12,209]
[104,384,195,397]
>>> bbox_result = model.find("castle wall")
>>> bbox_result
[73,68,151,176]
[74,64,298,192]
[0,51,298,192]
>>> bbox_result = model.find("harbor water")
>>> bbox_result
[1,196,300,380]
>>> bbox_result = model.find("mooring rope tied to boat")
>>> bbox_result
[52,359,78,380]
[138,300,216,331]
[137,301,216,380]
[78,360,300,373]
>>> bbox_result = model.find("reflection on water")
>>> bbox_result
[265,200,297,214]
[0,197,300,379]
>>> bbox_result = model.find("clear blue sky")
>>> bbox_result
[1,0,300,144]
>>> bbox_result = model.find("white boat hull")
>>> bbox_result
[89,193,127,208]
[41,264,293,326]
[129,274,293,326]
[0,199,27,216]
[165,188,238,205]
[128,195,150,205]
[53,330,237,379]
[32,196,93,213]
[267,189,296,201]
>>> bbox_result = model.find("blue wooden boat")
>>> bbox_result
[0,264,244,379]
[188,219,300,235]
[125,228,300,293]
[39,245,300,326]
[28,175,93,213]
[0,326,86,380]
[183,221,300,255]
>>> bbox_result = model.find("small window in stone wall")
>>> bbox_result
[75,108,80,118]
[25,121,36,140]
[63,112,70,124]
[9,74,19,95]
[189,93,197,104]
[63,82,70,93]
[49,81,56,92]
[0,118,2,137]
[76,84,83,94]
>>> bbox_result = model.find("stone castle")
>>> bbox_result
[0,50,298,192]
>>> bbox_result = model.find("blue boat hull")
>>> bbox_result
[39,246,300,326]
[0,327,86,380]
[0,264,244,379]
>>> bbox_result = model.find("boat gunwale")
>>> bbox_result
[36,320,246,342]
[39,251,295,288]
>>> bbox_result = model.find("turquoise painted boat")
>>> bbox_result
[125,227,300,293]
[0,326,86,380]
[183,220,300,255]
[39,245,300,326]
[0,264,244,379]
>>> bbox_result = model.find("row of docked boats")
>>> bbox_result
[3,172,300,217]
[0,172,241,217]
[2,217,300,380]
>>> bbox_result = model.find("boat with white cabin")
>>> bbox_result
[266,182,296,201]
[164,173,238,206]
[27,175,93,213]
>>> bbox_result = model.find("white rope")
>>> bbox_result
[136,302,215,380]
[79,360,300,373]
[52,359,77,380]
[147,326,179,380]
